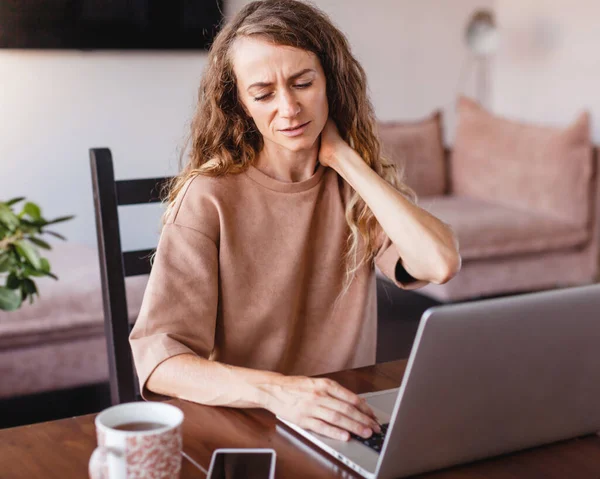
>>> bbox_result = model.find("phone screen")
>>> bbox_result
[209,451,274,479]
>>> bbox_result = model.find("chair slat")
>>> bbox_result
[116,177,170,206]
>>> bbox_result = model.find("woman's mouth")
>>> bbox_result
[279,121,310,137]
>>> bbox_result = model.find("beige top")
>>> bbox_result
[130,164,407,400]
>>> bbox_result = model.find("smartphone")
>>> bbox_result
[206,448,276,479]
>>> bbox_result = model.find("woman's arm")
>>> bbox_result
[318,119,461,285]
[147,354,381,441]
[147,353,277,407]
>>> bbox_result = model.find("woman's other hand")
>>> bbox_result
[261,374,381,441]
[317,118,351,169]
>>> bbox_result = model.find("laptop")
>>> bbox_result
[277,283,600,478]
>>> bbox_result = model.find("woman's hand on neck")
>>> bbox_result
[317,118,353,172]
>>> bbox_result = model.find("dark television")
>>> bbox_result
[0,0,224,50]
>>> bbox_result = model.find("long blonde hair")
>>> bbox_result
[166,0,415,291]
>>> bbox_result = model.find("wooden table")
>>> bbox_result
[2,360,600,478]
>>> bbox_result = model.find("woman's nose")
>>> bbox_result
[278,90,301,118]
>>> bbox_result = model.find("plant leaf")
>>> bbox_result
[0,204,19,230]
[6,272,20,289]
[22,278,38,305]
[19,225,39,236]
[19,284,29,304]
[45,215,75,225]
[23,278,38,296]
[24,265,45,277]
[0,286,22,311]
[5,197,25,207]
[28,237,51,250]
[44,231,67,241]
[39,257,50,274]
[23,202,42,221]
[0,255,11,272]
[45,230,67,240]
[14,240,42,270]
[20,218,46,229]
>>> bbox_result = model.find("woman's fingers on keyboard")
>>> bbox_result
[302,418,351,441]
[317,395,379,434]
[314,378,380,425]
[312,404,374,438]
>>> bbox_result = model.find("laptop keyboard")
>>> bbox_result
[350,423,389,453]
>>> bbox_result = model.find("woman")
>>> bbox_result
[130,0,460,442]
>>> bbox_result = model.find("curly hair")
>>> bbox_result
[166,0,416,291]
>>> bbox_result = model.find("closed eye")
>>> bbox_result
[253,82,313,102]
[254,93,273,102]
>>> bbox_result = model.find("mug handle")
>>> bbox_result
[89,446,123,479]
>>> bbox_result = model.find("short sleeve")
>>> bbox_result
[129,222,219,401]
[374,232,420,289]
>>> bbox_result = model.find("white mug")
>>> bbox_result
[88,401,184,479]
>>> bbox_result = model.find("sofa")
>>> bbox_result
[377,96,600,302]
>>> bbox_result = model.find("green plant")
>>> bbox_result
[0,197,74,311]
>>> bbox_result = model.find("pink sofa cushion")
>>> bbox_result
[377,111,447,197]
[419,195,590,261]
[451,97,592,228]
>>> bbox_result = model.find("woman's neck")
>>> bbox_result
[254,143,320,183]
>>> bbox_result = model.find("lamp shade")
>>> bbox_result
[465,9,499,56]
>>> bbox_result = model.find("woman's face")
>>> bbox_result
[231,36,329,154]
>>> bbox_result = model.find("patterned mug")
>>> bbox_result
[88,402,184,479]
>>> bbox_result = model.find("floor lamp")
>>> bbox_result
[457,9,500,108]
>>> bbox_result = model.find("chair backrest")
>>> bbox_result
[90,148,172,405]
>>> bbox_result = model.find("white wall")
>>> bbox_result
[0,51,207,250]
[492,0,600,142]
[0,0,492,249]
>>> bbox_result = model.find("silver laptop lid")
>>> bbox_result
[376,283,600,479]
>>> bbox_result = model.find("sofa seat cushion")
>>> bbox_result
[0,242,148,350]
[0,337,109,398]
[419,195,590,261]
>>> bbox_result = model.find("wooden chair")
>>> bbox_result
[90,148,172,405]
